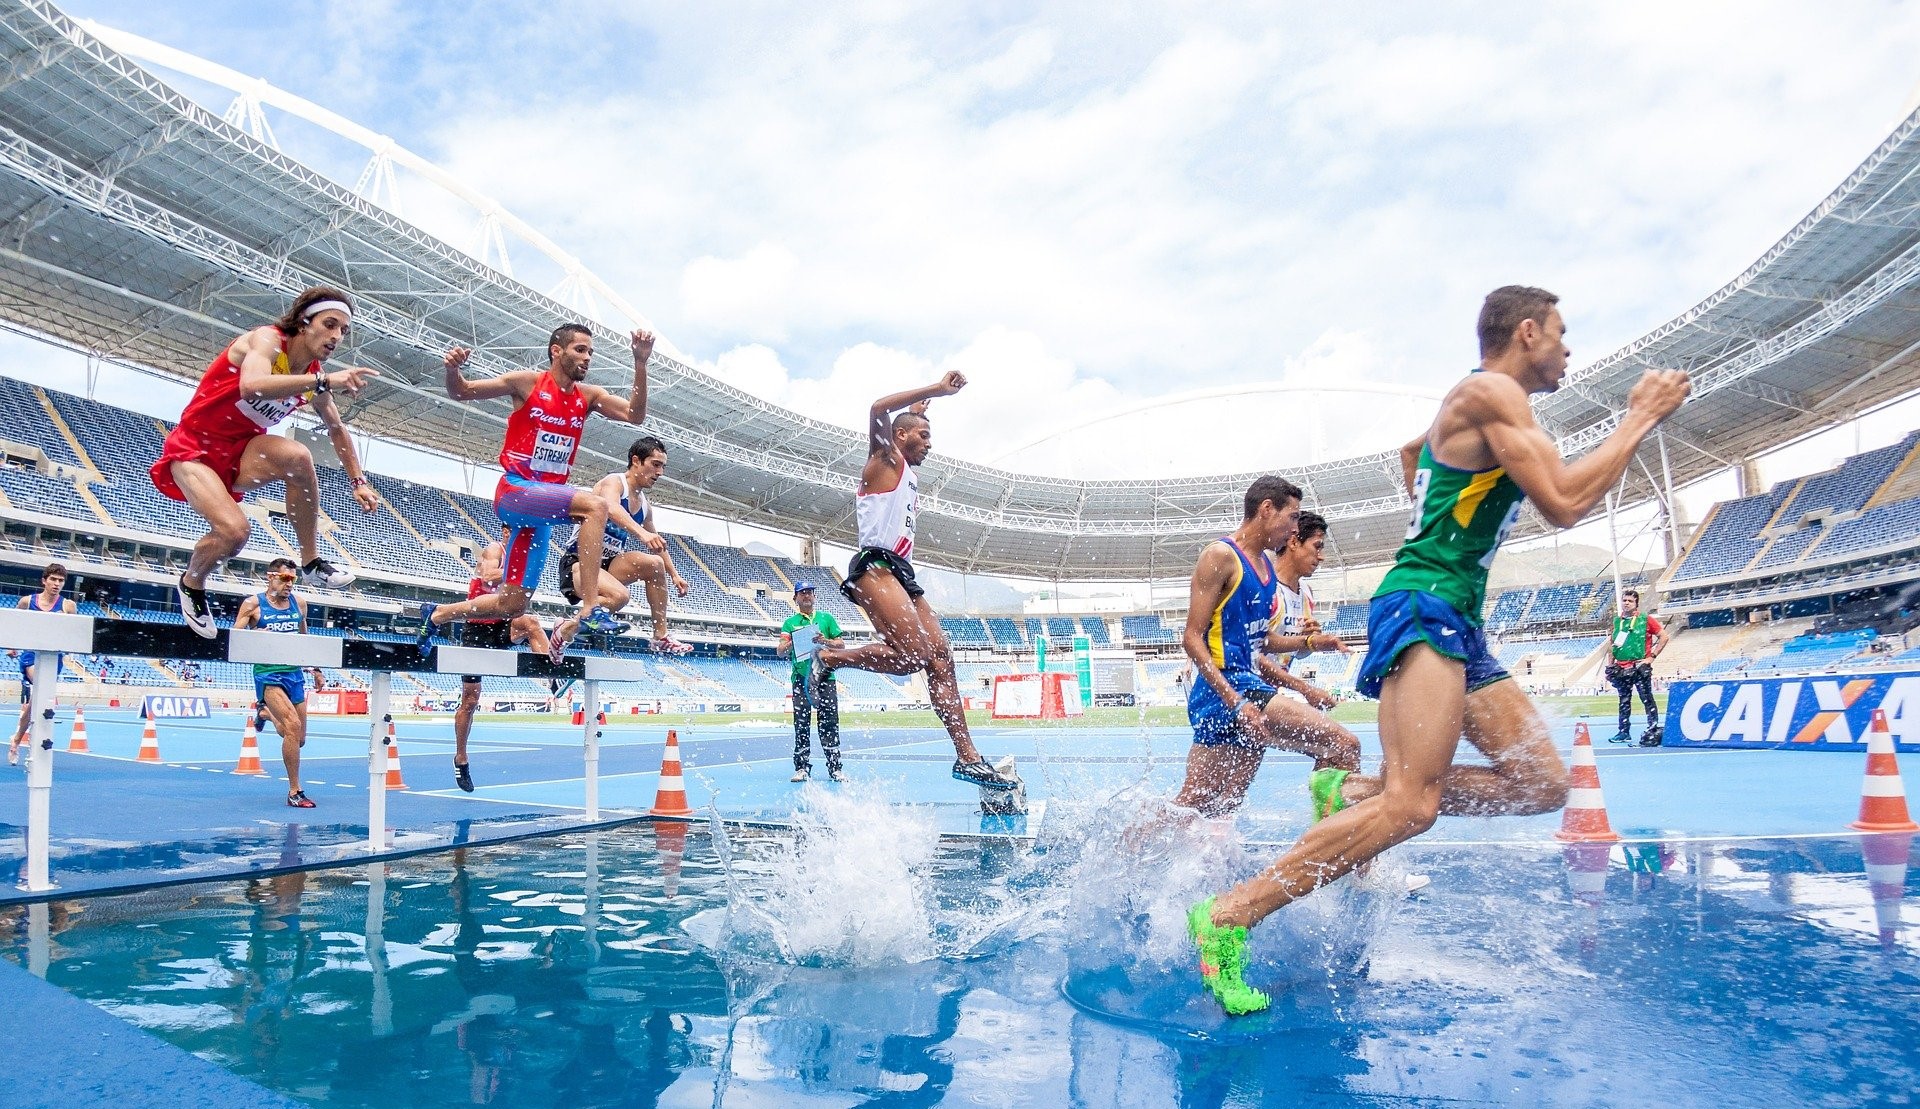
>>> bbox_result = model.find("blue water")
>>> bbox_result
[5,794,1919,1107]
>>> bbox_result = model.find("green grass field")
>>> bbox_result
[399,695,1625,730]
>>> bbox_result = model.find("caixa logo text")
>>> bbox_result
[1665,673,1918,749]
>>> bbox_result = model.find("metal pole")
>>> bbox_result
[1605,490,1624,610]
[19,671,56,892]
[1657,430,1680,566]
[582,678,600,820]
[27,903,49,978]
[583,832,602,967]
[367,671,391,855]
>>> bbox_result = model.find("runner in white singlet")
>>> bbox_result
[814,372,1016,792]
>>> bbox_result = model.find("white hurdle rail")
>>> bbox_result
[2,607,661,894]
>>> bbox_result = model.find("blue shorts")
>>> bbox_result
[255,669,307,708]
[1187,672,1277,749]
[18,651,58,702]
[494,474,577,589]
[1356,590,1509,699]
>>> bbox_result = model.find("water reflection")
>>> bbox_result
[1,826,1917,1107]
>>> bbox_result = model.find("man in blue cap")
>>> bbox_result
[780,582,845,782]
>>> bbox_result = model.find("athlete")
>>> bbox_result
[812,373,1016,791]
[418,325,655,660]
[8,563,76,767]
[234,558,318,808]
[1188,285,1691,1015]
[152,286,379,637]
[557,436,693,654]
[451,534,553,793]
[1171,490,1362,822]
[1603,588,1667,746]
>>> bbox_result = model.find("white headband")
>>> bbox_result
[300,299,352,322]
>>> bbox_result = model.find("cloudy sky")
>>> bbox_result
[6,0,1919,591]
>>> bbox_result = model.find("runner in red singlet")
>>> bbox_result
[418,324,654,660]
[152,286,380,637]
[450,533,551,791]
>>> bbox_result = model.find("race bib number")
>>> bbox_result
[236,393,301,430]
[529,429,575,474]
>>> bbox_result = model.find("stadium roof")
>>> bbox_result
[1,1,1918,579]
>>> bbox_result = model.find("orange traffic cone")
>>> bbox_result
[384,721,408,790]
[648,729,694,818]
[571,705,585,726]
[1850,709,1918,832]
[1861,831,1913,951]
[652,820,688,899]
[136,718,162,763]
[66,705,89,753]
[235,713,266,775]
[1555,722,1622,843]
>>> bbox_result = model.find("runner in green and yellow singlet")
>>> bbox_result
[1186,285,1691,1017]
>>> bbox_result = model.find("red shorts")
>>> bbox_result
[150,426,258,503]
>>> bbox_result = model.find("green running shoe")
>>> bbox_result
[1187,896,1271,1016]
[1309,767,1350,823]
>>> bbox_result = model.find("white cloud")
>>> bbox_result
[680,242,801,338]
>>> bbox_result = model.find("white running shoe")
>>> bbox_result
[300,558,355,590]
[177,575,217,638]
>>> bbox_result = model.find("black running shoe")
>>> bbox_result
[953,758,1018,791]
[177,575,216,638]
[286,790,316,809]
[454,761,474,793]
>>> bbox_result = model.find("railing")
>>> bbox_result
[2,608,671,894]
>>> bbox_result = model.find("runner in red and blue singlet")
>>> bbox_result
[417,324,656,660]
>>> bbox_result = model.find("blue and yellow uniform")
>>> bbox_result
[1187,538,1281,747]
[1357,433,1524,698]
[252,592,307,708]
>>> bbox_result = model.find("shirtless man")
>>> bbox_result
[812,373,1016,791]
[557,436,693,654]
[419,326,654,660]
[1188,285,1691,1015]
[152,286,379,636]
[451,534,553,792]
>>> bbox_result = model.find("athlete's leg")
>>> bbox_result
[1171,742,1267,819]
[432,582,534,626]
[1210,644,1467,929]
[455,678,480,768]
[170,460,254,588]
[1326,677,1566,816]
[611,552,670,637]
[818,570,934,675]
[8,683,29,762]
[262,684,306,795]
[590,554,634,612]
[232,436,321,565]
[1259,696,1361,771]
[566,490,610,625]
[912,594,987,765]
[510,615,550,657]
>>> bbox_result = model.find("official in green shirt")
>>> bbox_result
[780,582,845,781]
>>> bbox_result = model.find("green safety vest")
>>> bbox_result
[1611,614,1651,662]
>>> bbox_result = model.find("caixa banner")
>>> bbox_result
[1663,671,1918,751]
[142,695,211,720]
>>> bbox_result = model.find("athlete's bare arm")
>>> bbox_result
[310,392,381,512]
[860,372,964,493]
[584,330,653,424]
[1432,370,1689,529]
[295,596,309,634]
[233,595,260,630]
[232,326,376,401]
[1400,432,1425,497]
[642,502,690,594]
[1182,542,1267,737]
[442,347,539,404]
[476,541,505,586]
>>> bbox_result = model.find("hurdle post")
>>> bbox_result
[367,672,392,852]
[1,607,95,893]
[583,656,653,821]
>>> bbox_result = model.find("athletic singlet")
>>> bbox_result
[17,592,64,678]
[564,473,648,556]
[1376,439,1527,625]
[174,332,315,442]
[1200,538,1279,676]
[499,371,589,483]
[855,457,917,560]
[252,591,302,677]
[1273,580,1317,670]
[467,570,503,626]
